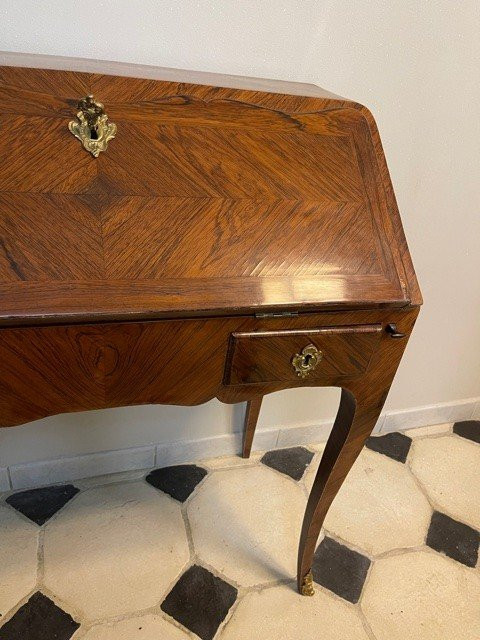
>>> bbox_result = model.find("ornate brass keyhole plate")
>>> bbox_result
[291,344,322,378]
[68,95,116,157]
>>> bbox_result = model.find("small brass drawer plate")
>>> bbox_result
[292,344,322,378]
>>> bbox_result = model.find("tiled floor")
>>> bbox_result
[0,420,479,640]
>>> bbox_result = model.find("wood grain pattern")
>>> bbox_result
[0,64,416,324]
[0,59,422,595]
[242,397,263,459]
[0,309,414,427]
[225,325,382,385]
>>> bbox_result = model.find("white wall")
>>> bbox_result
[0,1,479,471]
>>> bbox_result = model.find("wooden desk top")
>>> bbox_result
[0,56,420,326]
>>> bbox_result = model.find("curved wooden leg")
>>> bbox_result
[295,304,420,595]
[242,396,263,458]
[297,386,383,593]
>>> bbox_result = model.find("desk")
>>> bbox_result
[0,56,421,595]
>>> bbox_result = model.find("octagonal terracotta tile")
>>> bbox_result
[362,550,480,640]
[0,505,39,617]
[43,482,189,620]
[221,583,371,640]
[410,435,480,529]
[323,449,432,555]
[188,466,306,587]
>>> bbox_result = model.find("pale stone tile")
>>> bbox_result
[410,436,480,529]
[362,550,480,640]
[322,449,431,555]
[303,447,325,491]
[43,482,189,620]
[0,505,38,617]
[200,452,263,470]
[221,583,370,640]
[78,614,190,639]
[188,466,306,587]
[404,423,452,438]
[307,442,328,453]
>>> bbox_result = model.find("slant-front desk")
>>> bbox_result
[0,56,421,595]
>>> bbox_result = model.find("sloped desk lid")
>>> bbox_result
[0,56,421,325]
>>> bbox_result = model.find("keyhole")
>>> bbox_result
[304,354,313,366]
[90,126,98,140]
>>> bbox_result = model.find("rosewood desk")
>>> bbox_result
[0,57,421,595]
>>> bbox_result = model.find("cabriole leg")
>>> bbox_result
[297,385,387,593]
[294,303,421,595]
[296,308,420,594]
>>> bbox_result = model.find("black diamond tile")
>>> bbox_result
[312,536,371,603]
[261,446,314,481]
[5,484,80,525]
[365,432,412,463]
[0,592,79,640]
[453,420,480,444]
[426,511,479,567]
[161,565,237,640]
[146,465,207,502]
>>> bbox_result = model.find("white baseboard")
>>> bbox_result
[0,467,10,492]
[1,396,478,491]
[380,397,478,434]
[473,399,480,419]
[156,428,279,467]
[8,446,155,491]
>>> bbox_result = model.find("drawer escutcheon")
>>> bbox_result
[291,344,322,379]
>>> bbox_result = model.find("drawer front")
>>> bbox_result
[224,324,382,385]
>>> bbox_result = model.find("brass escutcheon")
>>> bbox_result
[68,95,116,157]
[291,344,322,379]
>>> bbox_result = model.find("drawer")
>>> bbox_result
[224,324,382,385]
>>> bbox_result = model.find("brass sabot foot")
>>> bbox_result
[301,571,315,596]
